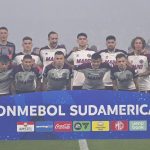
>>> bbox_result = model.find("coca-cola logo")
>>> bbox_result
[54,121,72,132]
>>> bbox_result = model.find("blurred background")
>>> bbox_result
[1,0,150,52]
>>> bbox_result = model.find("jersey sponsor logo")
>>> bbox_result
[105,60,116,67]
[54,121,72,132]
[87,72,105,80]
[73,121,91,131]
[46,57,54,61]
[17,122,34,132]
[76,59,91,64]
[132,64,143,70]
[35,121,53,132]
[92,121,109,131]
[129,121,147,131]
[111,121,128,131]
[87,54,92,58]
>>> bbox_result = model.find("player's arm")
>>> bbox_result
[66,51,74,65]
[73,63,86,73]
[10,80,16,95]
[10,68,16,94]
[36,78,41,91]
[112,80,118,90]
[133,78,139,91]
[132,68,139,91]
[39,49,44,67]
[138,67,150,77]
[65,59,74,68]
[42,66,49,91]
[138,55,150,77]
[110,68,118,90]
[66,79,71,90]
[33,67,42,91]
[12,44,16,59]
[42,77,48,91]
[66,69,73,90]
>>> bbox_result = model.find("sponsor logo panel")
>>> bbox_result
[73,121,91,131]
[35,121,53,132]
[92,121,109,131]
[111,121,128,131]
[17,122,34,132]
[54,121,72,132]
[129,121,147,131]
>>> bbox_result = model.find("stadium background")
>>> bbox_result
[0,0,150,149]
[1,0,150,52]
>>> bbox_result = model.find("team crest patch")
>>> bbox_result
[139,59,144,64]
[87,54,91,57]
[76,54,79,57]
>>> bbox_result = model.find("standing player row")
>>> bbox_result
[0,27,150,95]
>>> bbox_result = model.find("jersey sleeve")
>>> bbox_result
[12,44,16,59]
[39,49,44,63]
[146,54,150,66]
[110,67,116,80]
[102,62,112,70]
[43,65,50,78]
[12,66,18,78]
[67,51,74,62]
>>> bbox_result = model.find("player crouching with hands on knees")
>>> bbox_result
[111,53,139,91]
[74,53,111,90]
[42,51,72,91]
[11,55,41,94]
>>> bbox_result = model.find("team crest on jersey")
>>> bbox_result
[106,56,109,59]
[76,54,79,57]
[139,59,144,64]
[87,54,91,58]
[130,60,133,64]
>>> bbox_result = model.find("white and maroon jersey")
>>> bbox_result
[40,45,67,68]
[0,41,15,60]
[111,65,137,90]
[13,52,42,66]
[98,49,127,87]
[67,48,95,86]
[0,68,13,95]
[128,52,150,91]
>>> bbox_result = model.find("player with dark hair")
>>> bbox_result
[13,36,41,66]
[0,55,13,96]
[128,37,150,92]
[67,33,95,90]
[111,53,138,91]
[74,53,110,90]
[0,27,15,60]
[43,51,72,90]
[40,31,67,69]
[97,35,127,90]
[11,55,41,94]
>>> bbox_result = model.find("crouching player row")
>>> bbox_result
[42,52,140,91]
[0,51,149,96]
